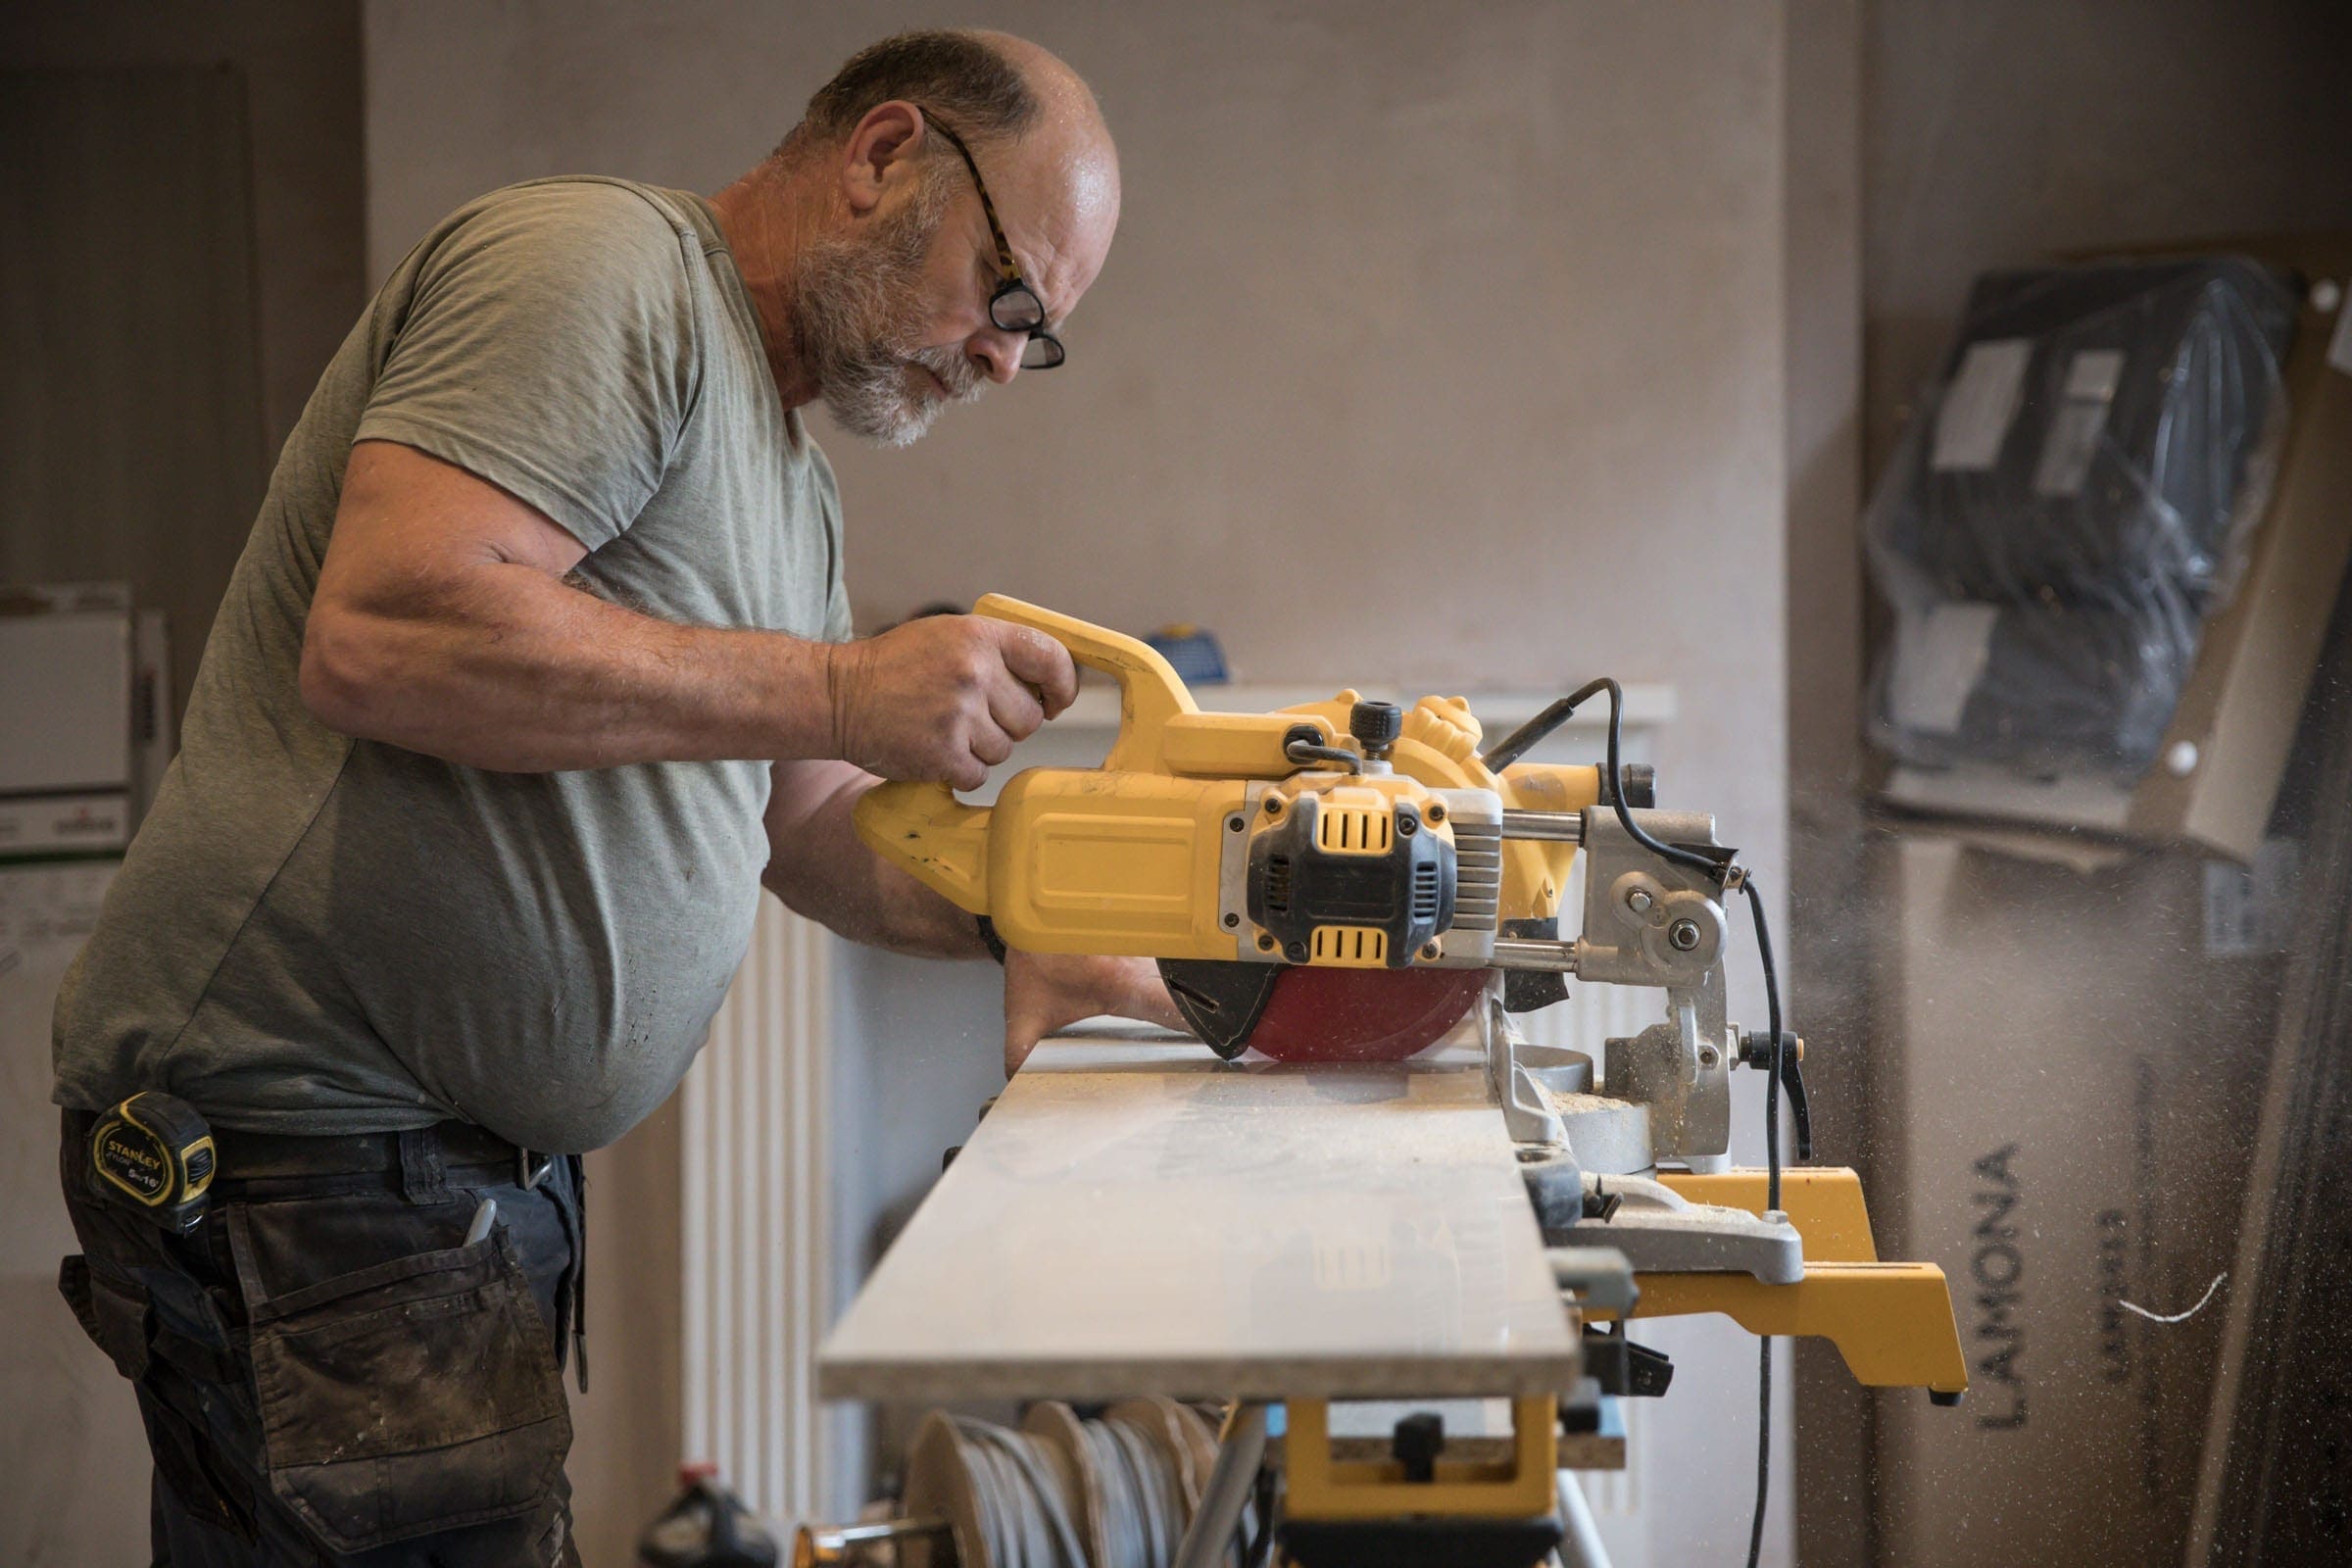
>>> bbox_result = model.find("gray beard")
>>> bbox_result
[792,171,986,447]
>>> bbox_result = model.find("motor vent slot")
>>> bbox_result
[1263,855,1292,917]
[1316,805,1392,855]
[1411,861,1443,922]
[1310,925,1390,966]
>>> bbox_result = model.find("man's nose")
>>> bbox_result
[967,326,1024,386]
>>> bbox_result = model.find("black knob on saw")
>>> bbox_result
[1738,1031,1814,1161]
[1603,761,1656,808]
[1392,1411,1445,1483]
[1349,699,1403,759]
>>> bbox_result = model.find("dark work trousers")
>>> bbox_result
[58,1111,588,1567]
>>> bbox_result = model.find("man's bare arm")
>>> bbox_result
[304,442,830,770]
[758,758,985,955]
[302,442,1076,778]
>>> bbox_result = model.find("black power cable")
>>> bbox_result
[1742,878,1785,1568]
[1481,679,1725,884]
[1489,679,1790,1568]
[1747,1335,1775,1568]
[1744,875,1786,1215]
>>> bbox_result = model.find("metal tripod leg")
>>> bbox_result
[1172,1400,1271,1568]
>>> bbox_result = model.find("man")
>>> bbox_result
[51,28,1178,1566]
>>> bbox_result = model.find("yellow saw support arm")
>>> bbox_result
[1585,1167,1970,1399]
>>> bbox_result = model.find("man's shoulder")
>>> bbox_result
[464,174,704,235]
[424,177,709,279]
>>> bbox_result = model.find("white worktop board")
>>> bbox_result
[817,1036,1580,1401]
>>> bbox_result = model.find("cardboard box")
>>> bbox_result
[1881,235,2352,864]
[1872,835,2280,1564]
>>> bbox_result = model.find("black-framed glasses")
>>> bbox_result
[923,114,1065,369]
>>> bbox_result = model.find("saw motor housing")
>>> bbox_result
[900,694,1588,972]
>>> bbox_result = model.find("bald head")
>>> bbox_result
[717,30,1120,444]
[964,29,1120,266]
[783,28,1118,304]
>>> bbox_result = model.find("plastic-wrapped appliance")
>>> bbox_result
[1867,256,2298,782]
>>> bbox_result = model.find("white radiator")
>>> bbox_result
[680,897,837,1523]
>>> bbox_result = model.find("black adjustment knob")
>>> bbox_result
[1604,762,1656,808]
[1738,1031,1814,1161]
[1392,1411,1444,1483]
[1349,699,1403,759]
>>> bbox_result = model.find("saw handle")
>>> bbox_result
[962,593,1198,772]
[852,597,1343,914]
[850,596,1204,913]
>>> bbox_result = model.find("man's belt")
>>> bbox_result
[205,1120,553,1190]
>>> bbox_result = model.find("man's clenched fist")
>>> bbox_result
[826,614,1080,789]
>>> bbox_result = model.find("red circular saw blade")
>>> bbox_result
[1244,965,1488,1063]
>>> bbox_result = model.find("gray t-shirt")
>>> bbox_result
[52,176,851,1152]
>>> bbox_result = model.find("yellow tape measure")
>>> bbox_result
[90,1093,215,1233]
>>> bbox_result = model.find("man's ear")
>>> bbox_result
[839,100,925,217]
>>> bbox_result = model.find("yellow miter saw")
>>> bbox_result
[857,595,1969,1405]
[860,598,1693,1047]
[855,594,1758,1120]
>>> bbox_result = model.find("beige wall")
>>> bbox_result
[2,12,363,1567]
[1780,9,1873,1567]
[3,1,365,453]
[366,3,1797,1563]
